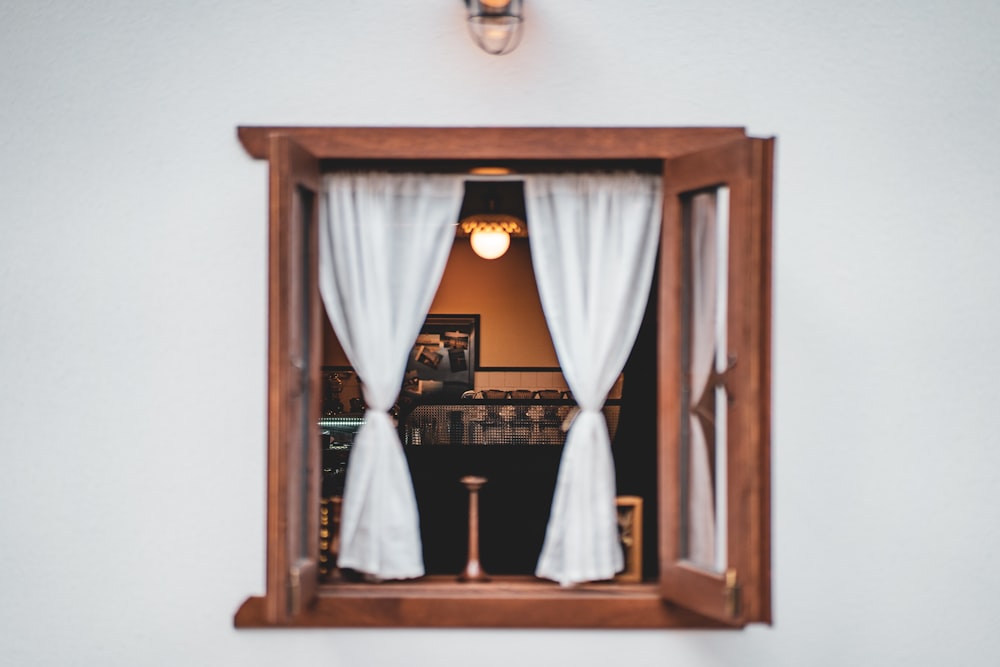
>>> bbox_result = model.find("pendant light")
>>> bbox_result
[461,215,523,260]
[457,178,527,260]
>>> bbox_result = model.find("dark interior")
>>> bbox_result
[321,165,662,581]
[403,271,659,578]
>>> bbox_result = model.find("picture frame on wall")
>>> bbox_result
[403,314,479,401]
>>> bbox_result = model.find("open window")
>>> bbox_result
[234,127,773,628]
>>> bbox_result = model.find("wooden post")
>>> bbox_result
[459,475,489,582]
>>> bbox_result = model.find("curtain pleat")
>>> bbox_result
[318,172,464,579]
[524,173,662,585]
[687,192,718,569]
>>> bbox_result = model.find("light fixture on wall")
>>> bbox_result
[464,0,524,55]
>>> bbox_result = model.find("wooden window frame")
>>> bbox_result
[233,127,773,629]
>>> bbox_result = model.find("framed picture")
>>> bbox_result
[615,495,643,583]
[403,314,479,401]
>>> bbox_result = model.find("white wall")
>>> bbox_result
[2,1,998,665]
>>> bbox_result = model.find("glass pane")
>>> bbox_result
[294,185,314,562]
[679,186,729,573]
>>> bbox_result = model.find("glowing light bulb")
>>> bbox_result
[469,228,511,260]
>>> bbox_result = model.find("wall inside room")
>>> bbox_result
[324,237,558,368]
[432,238,556,368]
[2,2,999,666]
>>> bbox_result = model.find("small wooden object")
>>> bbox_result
[459,475,489,582]
[615,496,643,582]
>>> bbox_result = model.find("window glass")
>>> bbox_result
[680,186,729,573]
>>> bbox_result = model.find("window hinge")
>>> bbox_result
[724,568,741,618]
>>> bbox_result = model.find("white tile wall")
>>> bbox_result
[473,370,622,398]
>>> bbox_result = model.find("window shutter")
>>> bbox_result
[265,135,323,623]
[658,137,773,625]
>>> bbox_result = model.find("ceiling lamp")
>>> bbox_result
[459,214,525,260]
[464,0,524,56]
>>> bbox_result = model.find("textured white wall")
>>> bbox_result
[2,1,999,665]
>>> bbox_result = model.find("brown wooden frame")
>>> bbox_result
[233,127,773,628]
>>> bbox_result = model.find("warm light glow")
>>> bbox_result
[483,22,513,43]
[469,228,511,260]
[468,16,522,55]
[459,213,523,259]
[460,217,522,236]
[479,0,511,7]
[469,166,513,175]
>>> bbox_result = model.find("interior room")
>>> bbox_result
[316,172,656,581]
[319,175,656,579]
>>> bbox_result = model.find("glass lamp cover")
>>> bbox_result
[466,0,523,55]
[469,228,511,259]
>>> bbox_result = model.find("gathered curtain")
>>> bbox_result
[524,173,662,585]
[318,172,464,579]
[687,192,719,569]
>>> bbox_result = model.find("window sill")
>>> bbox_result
[235,576,731,628]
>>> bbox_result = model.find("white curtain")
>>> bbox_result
[524,173,662,585]
[687,192,718,569]
[318,172,464,579]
